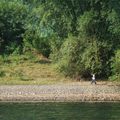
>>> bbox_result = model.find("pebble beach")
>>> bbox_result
[0,82,120,102]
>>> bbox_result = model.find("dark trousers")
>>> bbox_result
[91,80,96,84]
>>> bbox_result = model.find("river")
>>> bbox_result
[0,102,120,120]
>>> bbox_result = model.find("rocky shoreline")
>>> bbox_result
[0,84,120,102]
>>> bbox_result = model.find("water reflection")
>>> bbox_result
[0,102,120,120]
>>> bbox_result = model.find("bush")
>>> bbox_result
[57,35,112,79]
[50,35,65,62]
[0,1,28,54]
[56,36,78,77]
[110,49,120,81]
[0,71,6,77]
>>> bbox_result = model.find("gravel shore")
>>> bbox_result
[0,83,120,102]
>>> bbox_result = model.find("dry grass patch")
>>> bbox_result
[0,55,71,85]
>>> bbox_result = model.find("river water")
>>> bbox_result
[0,102,120,120]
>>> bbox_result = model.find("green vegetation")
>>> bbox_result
[110,49,120,81]
[0,54,71,85]
[0,0,120,82]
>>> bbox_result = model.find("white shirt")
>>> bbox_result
[92,74,95,80]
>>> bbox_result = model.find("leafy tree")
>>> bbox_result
[0,0,28,54]
[110,49,120,81]
[0,0,120,79]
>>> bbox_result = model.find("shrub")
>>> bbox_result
[0,70,6,77]
[50,36,65,62]
[110,49,120,81]
[0,1,28,54]
[57,35,112,79]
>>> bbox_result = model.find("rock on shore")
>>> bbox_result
[0,84,120,102]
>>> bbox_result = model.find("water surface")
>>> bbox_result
[0,102,120,120]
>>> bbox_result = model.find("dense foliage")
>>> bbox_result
[0,0,28,54]
[0,0,120,80]
[110,49,120,81]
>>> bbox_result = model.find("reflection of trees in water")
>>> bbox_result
[87,103,120,120]
[0,103,120,120]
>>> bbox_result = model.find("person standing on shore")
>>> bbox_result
[91,74,96,84]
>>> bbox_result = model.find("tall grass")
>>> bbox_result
[0,54,71,85]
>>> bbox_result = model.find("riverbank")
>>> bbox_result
[0,83,120,102]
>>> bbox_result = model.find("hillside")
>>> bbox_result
[0,55,71,85]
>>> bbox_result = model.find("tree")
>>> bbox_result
[0,0,28,54]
